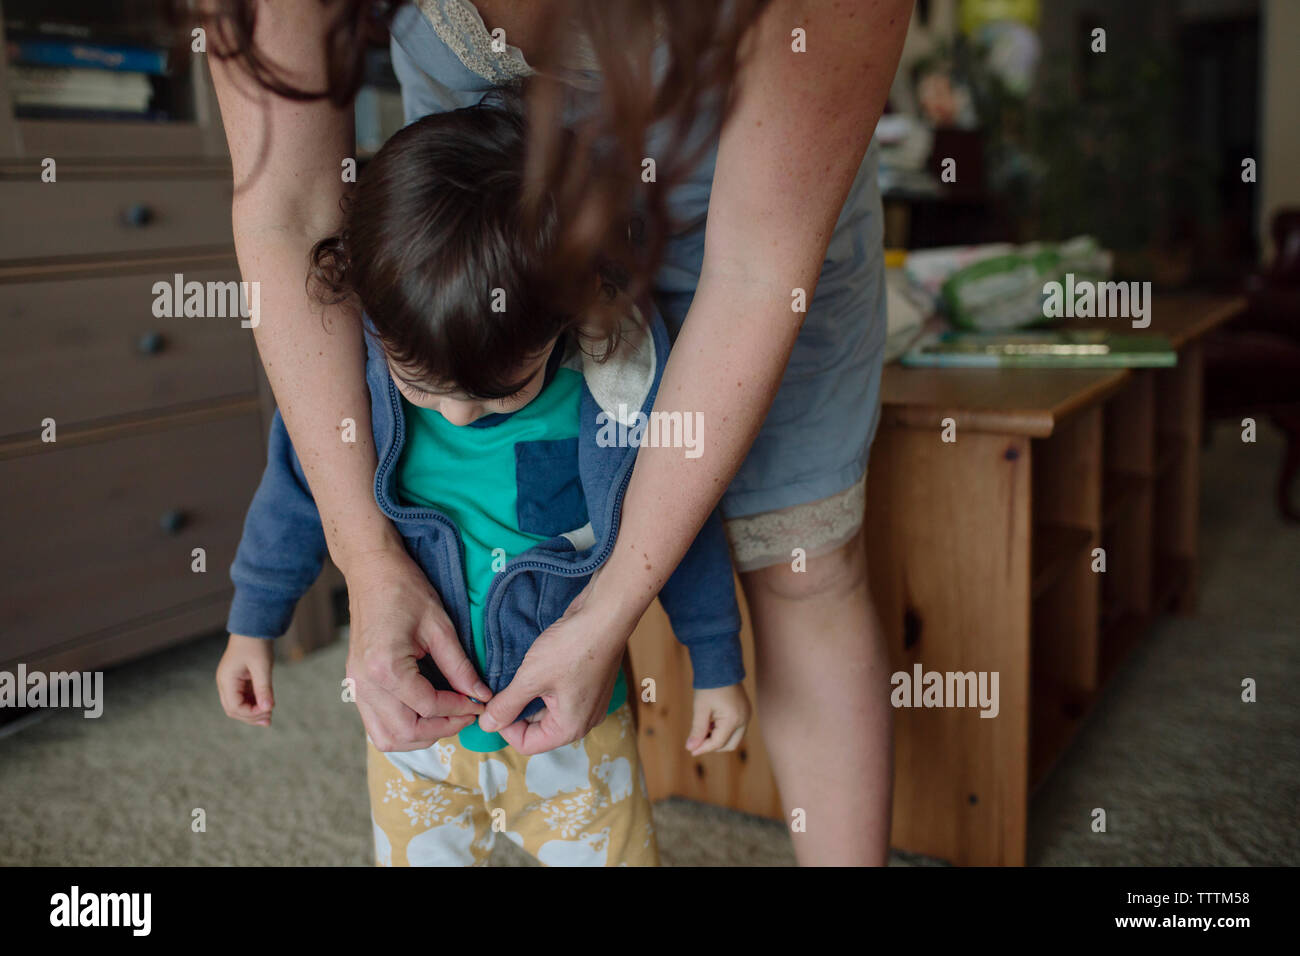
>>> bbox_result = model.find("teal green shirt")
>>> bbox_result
[394,366,626,752]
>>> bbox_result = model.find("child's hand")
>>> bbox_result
[686,684,751,756]
[216,634,276,727]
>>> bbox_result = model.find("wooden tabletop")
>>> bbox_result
[880,293,1246,437]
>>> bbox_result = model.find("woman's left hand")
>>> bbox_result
[478,573,635,754]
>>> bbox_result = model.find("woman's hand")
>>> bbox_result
[344,544,491,751]
[479,571,637,754]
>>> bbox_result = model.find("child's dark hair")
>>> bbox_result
[308,88,635,399]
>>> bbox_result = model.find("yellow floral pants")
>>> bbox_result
[367,703,659,866]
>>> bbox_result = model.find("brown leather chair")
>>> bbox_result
[1204,209,1300,521]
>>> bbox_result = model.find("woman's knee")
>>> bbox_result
[740,527,868,603]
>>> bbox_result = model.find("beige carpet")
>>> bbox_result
[1,421,1295,866]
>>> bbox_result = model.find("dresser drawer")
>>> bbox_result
[0,269,259,439]
[0,177,232,261]
[0,412,266,660]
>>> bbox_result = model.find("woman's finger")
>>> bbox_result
[479,664,544,733]
[410,712,479,745]
[420,609,492,702]
[504,703,587,756]
[354,670,480,751]
[389,665,484,721]
[354,684,428,751]
[504,661,619,756]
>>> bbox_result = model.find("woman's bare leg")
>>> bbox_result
[739,527,893,865]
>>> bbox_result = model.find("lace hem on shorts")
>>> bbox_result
[722,472,867,573]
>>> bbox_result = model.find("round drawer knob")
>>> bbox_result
[137,331,166,355]
[159,509,188,534]
[122,203,155,228]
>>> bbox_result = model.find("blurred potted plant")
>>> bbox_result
[977,31,1218,286]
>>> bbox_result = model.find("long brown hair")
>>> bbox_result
[199,0,769,316]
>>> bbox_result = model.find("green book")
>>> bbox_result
[899,330,1177,368]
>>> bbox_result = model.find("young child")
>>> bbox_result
[214,92,750,867]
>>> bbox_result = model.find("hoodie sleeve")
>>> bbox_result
[656,508,746,689]
[226,410,328,639]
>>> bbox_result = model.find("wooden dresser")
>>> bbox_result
[0,8,335,678]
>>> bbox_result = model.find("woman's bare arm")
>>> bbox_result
[601,0,914,604]
[207,0,489,745]
[208,1,386,568]
[483,0,913,749]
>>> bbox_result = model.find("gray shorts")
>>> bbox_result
[651,150,888,570]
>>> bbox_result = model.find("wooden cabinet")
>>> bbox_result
[629,295,1243,866]
[0,2,339,677]
[2,410,265,659]
[0,254,279,673]
[0,177,235,260]
[0,267,260,434]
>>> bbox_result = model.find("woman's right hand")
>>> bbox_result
[343,544,491,751]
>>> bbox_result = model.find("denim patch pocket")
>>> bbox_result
[515,437,588,537]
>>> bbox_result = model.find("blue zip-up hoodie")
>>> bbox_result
[227,302,745,722]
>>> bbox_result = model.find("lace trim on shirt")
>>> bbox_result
[722,473,867,573]
[415,0,670,86]
[416,0,534,83]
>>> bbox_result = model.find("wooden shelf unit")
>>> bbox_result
[1025,364,1199,789]
[1028,406,1100,790]
[629,296,1241,866]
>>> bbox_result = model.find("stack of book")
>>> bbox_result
[6,27,168,120]
[899,330,1178,369]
